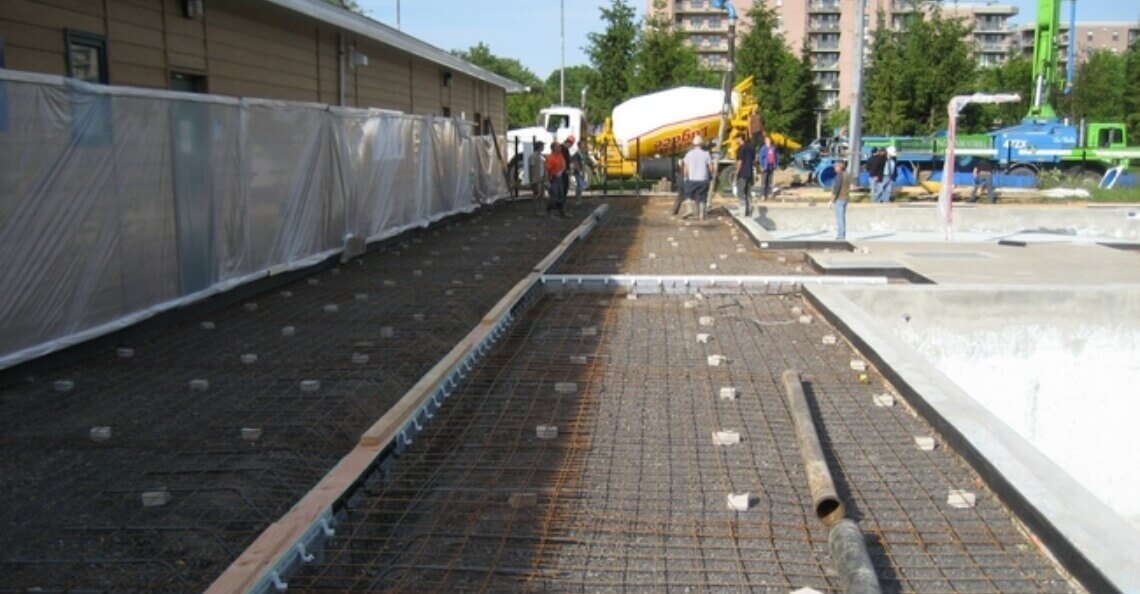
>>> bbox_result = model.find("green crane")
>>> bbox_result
[1027,0,1062,120]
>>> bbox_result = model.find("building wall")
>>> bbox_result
[0,0,508,132]
[1018,22,1140,66]
[650,0,1020,115]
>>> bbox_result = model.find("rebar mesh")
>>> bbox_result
[0,200,588,591]
[287,287,1078,593]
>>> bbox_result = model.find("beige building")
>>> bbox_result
[650,0,1017,112]
[0,0,524,133]
[1016,22,1140,68]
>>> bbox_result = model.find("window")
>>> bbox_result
[170,72,207,93]
[65,30,108,84]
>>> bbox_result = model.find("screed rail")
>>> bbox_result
[206,205,609,593]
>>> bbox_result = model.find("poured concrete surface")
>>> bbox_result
[824,286,1140,526]
[743,203,1140,244]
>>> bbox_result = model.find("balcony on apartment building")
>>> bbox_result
[810,38,842,51]
[673,0,722,14]
[975,41,1009,53]
[808,0,842,13]
[808,19,841,32]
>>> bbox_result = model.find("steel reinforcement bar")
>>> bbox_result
[205,205,610,594]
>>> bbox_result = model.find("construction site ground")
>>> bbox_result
[0,195,1099,592]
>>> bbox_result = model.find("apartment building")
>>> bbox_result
[650,0,1017,112]
[1016,22,1140,68]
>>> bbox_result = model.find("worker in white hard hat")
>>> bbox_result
[673,134,715,220]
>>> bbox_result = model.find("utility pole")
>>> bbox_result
[396,0,401,29]
[560,0,566,105]
[846,0,866,179]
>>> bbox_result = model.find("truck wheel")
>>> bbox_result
[717,165,736,196]
[507,156,524,193]
[1007,164,1036,177]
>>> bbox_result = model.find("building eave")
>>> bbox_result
[260,0,528,93]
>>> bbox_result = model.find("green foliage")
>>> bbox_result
[585,0,638,119]
[453,43,546,128]
[544,65,594,107]
[863,12,908,134]
[863,8,976,135]
[825,107,850,135]
[1066,49,1127,122]
[1126,41,1140,145]
[966,56,1032,131]
[735,7,820,142]
[631,7,717,94]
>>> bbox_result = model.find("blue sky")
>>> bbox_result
[356,1,1128,78]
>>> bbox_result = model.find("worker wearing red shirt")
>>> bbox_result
[544,141,569,218]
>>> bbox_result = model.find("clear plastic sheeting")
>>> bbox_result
[0,70,510,369]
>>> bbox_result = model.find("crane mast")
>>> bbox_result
[1027,0,1061,120]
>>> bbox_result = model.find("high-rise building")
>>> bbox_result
[1016,22,1140,70]
[649,0,1019,113]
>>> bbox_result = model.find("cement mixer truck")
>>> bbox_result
[503,76,800,189]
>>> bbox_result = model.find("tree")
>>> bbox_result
[453,43,547,128]
[585,0,638,119]
[631,3,716,95]
[736,7,818,142]
[862,7,975,134]
[862,12,908,134]
[544,65,594,108]
[966,55,1033,131]
[1067,49,1127,122]
[1125,41,1140,144]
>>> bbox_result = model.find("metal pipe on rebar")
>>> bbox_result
[783,369,881,594]
[781,369,845,527]
[829,519,883,594]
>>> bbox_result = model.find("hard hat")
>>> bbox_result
[566,135,576,144]
[692,135,704,146]
[886,146,897,156]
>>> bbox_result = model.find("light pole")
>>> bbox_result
[846,0,866,180]
[560,0,565,105]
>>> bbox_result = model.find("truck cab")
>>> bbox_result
[504,107,588,162]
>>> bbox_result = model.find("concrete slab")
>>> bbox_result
[739,203,1140,244]
[808,284,1140,594]
[809,241,1140,285]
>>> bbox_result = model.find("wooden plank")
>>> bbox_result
[0,21,64,53]
[204,445,382,594]
[110,41,165,70]
[36,0,105,18]
[165,32,205,57]
[3,0,105,33]
[208,57,318,95]
[206,26,316,67]
[107,0,163,30]
[3,46,66,75]
[167,50,206,72]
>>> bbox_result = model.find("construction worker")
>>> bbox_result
[673,135,715,220]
